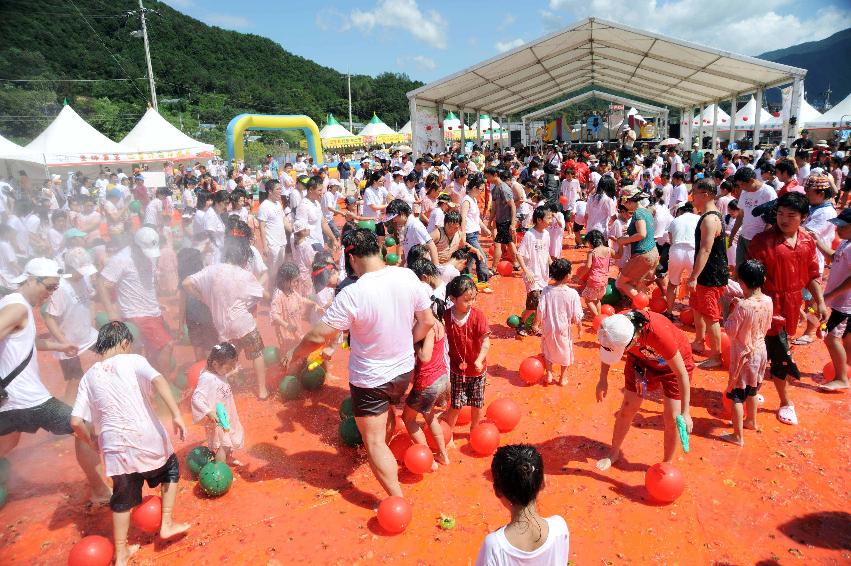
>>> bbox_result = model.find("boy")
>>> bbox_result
[747,192,826,425]
[515,206,553,337]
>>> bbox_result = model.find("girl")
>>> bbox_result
[291,219,316,296]
[270,262,313,352]
[575,229,612,317]
[443,275,490,441]
[516,206,553,337]
[403,292,450,468]
[475,444,569,566]
[723,260,773,446]
[177,248,217,360]
[460,174,492,282]
[309,252,340,324]
[724,199,740,270]
[546,203,565,261]
[191,342,245,464]
[537,259,583,386]
[572,196,587,249]
[614,186,657,299]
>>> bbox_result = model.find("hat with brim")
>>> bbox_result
[598,314,635,366]
[620,185,649,201]
[65,247,98,277]
[134,227,161,259]
[11,257,72,284]
[829,208,851,228]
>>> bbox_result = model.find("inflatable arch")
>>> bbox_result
[226,114,323,164]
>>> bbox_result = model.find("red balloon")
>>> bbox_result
[649,296,668,313]
[601,305,615,316]
[651,286,663,300]
[389,434,413,463]
[68,535,114,566]
[424,420,451,450]
[486,398,521,432]
[404,444,434,474]
[559,195,568,206]
[679,308,694,326]
[496,260,514,277]
[632,292,650,309]
[130,494,162,534]
[187,360,206,391]
[377,496,413,534]
[519,356,545,385]
[592,313,608,332]
[470,422,500,455]
[455,405,472,426]
[645,462,685,503]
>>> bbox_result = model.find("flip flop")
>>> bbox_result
[777,405,798,426]
[791,335,815,346]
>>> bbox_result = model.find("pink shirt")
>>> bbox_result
[271,289,309,340]
[518,228,551,292]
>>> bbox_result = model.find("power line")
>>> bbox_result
[0,78,148,82]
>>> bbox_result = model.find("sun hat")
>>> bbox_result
[133,227,161,259]
[292,219,309,233]
[64,247,98,277]
[598,314,635,366]
[620,185,649,201]
[11,257,71,284]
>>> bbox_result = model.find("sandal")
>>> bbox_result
[777,405,798,426]
[698,358,722,370]
[791,335,815,346]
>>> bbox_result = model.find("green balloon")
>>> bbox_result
[0,457,10,484]
[278,375,302,400]
[356,220,376,232]
[384,236,397,247]
[0,484,6,510]
[385,252,399,266]
[506,315,521,328]
[262,346,280,366]
[300,365,326,391]
[339,396,354,420]
[600,277,623,306]
[95,312,109,329]
[339,416,363,447]
[198,461,233,497]
[524,312,536,331]
[124,321,140,341]
[128,200,141,214]
[186,446,214,478]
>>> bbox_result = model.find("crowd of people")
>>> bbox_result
[0,130,848,564]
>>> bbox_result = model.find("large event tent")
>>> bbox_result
[25,104,131,166]
[319,114,355,139]
[120,107,215,160]
[358,114,397,137]
[805,93,850,130]
[406,17,807,153]
[0,133,46,178]
[734,96,776,130]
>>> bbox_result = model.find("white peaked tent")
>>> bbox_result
[734,96,776,130]
[804,95,847,129]
[398,120,412,134]
[319,113,355,139]
[692,104,732,127]
[25,104,130,166]
[358,114,397,137]
[0,133,43,163]
[121,107,214,158]
[473,114,502,133]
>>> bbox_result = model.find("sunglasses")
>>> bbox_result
[37,278,60,292]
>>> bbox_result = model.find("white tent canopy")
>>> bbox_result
[358,114,396,137]
[692,104,732,127]
[0,133,44,164]
[121,107,214,158]
[398,120,412,134]
[805,94,847,129]
[473,114,502,133]
[319,113,356,139]
[25,105,131,166]
[734,96,776,130]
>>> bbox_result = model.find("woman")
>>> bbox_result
[448,168,468,204]
[614,186,658,299]
[460,173,491,282]
[584,175,617,235]
[420,178,441,225]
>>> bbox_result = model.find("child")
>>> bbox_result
[537,259,583,386]
[576,229,612,317]
[270,262,313,353]
[515,206,553,337]
[475,444,569,566]
[403,290,450,467]
[572,196,587,248]
[439,248,470,286]
[309,253,340,324]
[817,208,851,390]
[191,342,245,464]
[291,219,316,296]
[70,322,190,566]
[546,203,565,261]
[724,199,740,269]
[722,260,773,446]
[443,275,491,440]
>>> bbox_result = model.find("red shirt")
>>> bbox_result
[747,227,819,335]
[778,178,803,196]
[444,307,489,377]
[626,312,695,373]
[413,331,448,390]
[574,162,590,187]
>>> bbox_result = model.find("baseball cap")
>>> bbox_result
[829,208,851,228]
[134,227,161,259]
[107,188,123,200]
[292,219,309,233]
[344,196,357,206]
[12,257,71,284]
[598,314,635,366]
[64,247,98,277]
[64,228,87,239]
[620,186,649,201]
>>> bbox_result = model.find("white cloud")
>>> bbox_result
[350,0,448,49]
[397,55,437,71]
[495,38,525,53]
[316,8,347,31]
[206,14,252,30]
[545,0,851,55]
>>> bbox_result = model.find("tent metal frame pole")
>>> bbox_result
[787,77,803,146]
[711,102,719,153]
[460,109,466,150]
[753,88,763,149]
[521,117,527,145]
[476,110,482,146]
[697,105,703,148]
[437,103,445,152]
[729,94,737,145]
[409,98,418,157]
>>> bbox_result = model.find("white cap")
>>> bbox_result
[598,314,635,366]
[12,257,71,284]
[292,219,309,233]
[134,227,161,258]
[64,247,98,277]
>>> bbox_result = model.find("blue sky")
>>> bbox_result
[162,0,851,82]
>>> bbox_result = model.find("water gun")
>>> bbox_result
[675,415,689,453]
[216,403,230,431]
[307,348,324,371]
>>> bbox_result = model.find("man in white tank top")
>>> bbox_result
[0,258,111,503]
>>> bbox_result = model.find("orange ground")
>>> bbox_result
[1,244,849,566]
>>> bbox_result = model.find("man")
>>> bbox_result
[791,129,814,153]
[729,167,777,270]
[485,167,517,272]
[385,199,438,265]
[0,258,112,504]
[667,147,684,175]
[690,143,704,181]
[295,175,338,251]
[668,172,689,214]
[284,229,435,498]
[257,179,288,293]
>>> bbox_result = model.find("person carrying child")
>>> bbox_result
[538,258,583,386]
[191,342,245,464]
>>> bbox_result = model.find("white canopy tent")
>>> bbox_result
[358,114,397,137]
[0,133,47,179]
[804,93,849,130]
[120,107,215,160]
[407,17,806,154]
[25,104,131,166]
[734,96,776,130]
[692,104,732,127]
[398,120,412,135]
[319,113,356,139]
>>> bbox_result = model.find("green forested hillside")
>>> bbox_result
[0,0,421,151]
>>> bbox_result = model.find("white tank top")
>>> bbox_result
[463,195,481,234]
[0,293,51,412]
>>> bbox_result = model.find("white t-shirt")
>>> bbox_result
[560,179,580,210]
[573,200,587,225]
[296,197,324,247]
[463,195,481,234]
[652,204,674,244]
[402,215,432,257]
[257,199,287,252]
[439,263,461,285]
[716,194,733,217]
[427,206,445,233]
[46,277,98,359]
[204,208,226,252]
[668,184,689,213]
[143,198,163,226]
[668,212,700,248]
[0,293,51,412]
[186,263,264,341]
[518,228,551,292]
[71,354,172,476]
[475,515,569,566]
[796,162,810,184]
[322,266,431,388]
[0,240,19,288]
[825,240,851,312]
[738,184,777,240]
[363,186,383,220]
[804,203,837,273]
[192,207,208,235]
[100,247,161,318]
[321,190,337,222]
[585,194,616,234]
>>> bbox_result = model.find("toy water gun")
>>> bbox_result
[675,415,689,453]
[307,348,324,371]
[216,403,230,431]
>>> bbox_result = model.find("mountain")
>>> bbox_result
[758,28,851,110]
[0,0,421,151]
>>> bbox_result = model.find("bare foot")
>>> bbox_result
[690,342,707,356]
[436,453,450,466]
[719,433,744,446]
[743,421,761,431]
[557,378,566,386]
[446,439,456,450]
[115,544,140,566]
[160,520,191,540]
[545,372,554,385]
[820,379,850,391]
[595,451,620,471]
[89,486,112,505]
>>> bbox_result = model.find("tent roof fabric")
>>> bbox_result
[120,107,214,153]
[523,90,667,121]
[0,133,44,164]
[26,105,128,158]
[408,17,805,115]
[805,95,846,129]
[358,115,396,137]
[692,104,731,126]
[399,120,412,134]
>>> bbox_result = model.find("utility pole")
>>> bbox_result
[347,71,353,132]
[139,0,158,110]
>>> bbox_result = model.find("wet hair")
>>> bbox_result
[563,167,575,176]
[450,248,471,264]
[223,237,252,267]
[677,202,695,214]
[453,167,468,180]
[596,175,617,199]
[264,179,280,193]
[311,252,339,292]
[366,170,384,187]
[727,199,739,212]
[760,162,776,175]
[443,211,462,226]
[776,191,809,217]
[719,180,733,194]
[226,217,253,242]
[732,166,756,184]
[532,206,549,224]
[409,257,438,281]
[466,173,485,192]
[207,342,238,369]
[549,258,572,282]
[386,199,412,218]
[775,159,797,177]
[177,247,204,281]
[491,444,544,507]
[694,178,717,197]
[585,229,606,248]
[276,262,300,290]
[446,274,478,298]
[497,168,513,182]
[94,321,133,354]
[483,166,499,177]
[196,190,213,208]
[406,244,427,267]
[738,259,766,289]
[343,228,381,258]
[307,175,323,192]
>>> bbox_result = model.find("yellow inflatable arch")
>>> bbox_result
[226,114,323,164]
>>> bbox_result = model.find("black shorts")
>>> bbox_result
[573,222,583,234]
[655,243,671,276]
[825,309,851,337]
[726,384,761,403]
[562,210,573,223]
[0,397,73,436]
[59,357,84,382]
[765,331,800,381]
[494,221,513,245]
[349,371,413,417]
[109,453,180,512]
[525,290,541,311]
